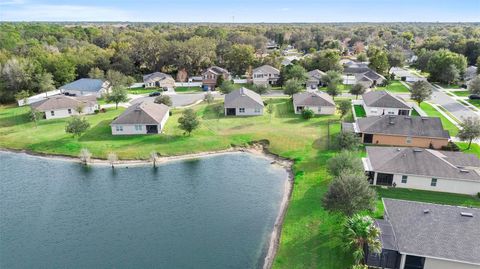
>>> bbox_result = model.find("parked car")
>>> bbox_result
[469,94,480,100]
[149,91,161,97]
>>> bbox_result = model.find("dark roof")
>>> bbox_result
[382,198,480,265]
[344,63,371,73]
[356,116,450,139]
[293,91,335,107]
[375,219,397,251]
[363,70,385,81]
[362,91,411,109]
[143,72,173,83]
[111,102,169,125]
[365,146,480,182]
[60,78,108,93]
[31,95,97,111]
[224,87,264,108]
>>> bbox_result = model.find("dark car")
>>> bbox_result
[469,94,480,100]
[149,91,161,97]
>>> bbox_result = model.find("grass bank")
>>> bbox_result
[419,102,459,136]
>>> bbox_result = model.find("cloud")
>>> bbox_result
[0,0,25,5]
[1,4,135,21]
[280,7,290,11]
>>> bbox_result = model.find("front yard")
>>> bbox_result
[419,102,459,136]
[375,80,410,93]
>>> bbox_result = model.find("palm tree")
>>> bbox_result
[344,214,382,265]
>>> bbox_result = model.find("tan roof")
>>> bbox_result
[111,102,169,125]
[143,72,174,83]
[31,95,97,111]
[253,65,280,74]
[293,91,335,107]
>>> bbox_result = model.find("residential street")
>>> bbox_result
[430,86,479,121]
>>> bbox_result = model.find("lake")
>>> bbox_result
[0,151,288,269]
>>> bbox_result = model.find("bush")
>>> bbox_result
[94,109,99,114]
[154,95,172,106]
[302,108,314,119]
[327,150,364,177]
[440,142,460,151]
[335,132,361,150]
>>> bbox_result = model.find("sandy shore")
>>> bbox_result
[0,145,294,269]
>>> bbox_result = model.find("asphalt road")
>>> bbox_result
[430,87,478,121]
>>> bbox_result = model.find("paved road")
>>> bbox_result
[131,92,222,108]
[430,87,478,121]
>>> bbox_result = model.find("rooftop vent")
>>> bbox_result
[460,169,470,173]
[423,209,430,214]
[413,149,423,153]
[421,117,429,120]
[397,148,401,151]
[461,212,473,217]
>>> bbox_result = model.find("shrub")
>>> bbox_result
[302,108,314,119]
[327,150,364,177]
[154,95,172,106]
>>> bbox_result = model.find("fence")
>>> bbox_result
[174,82,202,87]
[17,90,62,106]
[233,79,248,84]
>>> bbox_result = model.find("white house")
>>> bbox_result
[30,95,98,120]
[293,91,335,115]
[362,91,412,116]
[306,69,326,89]
[251,65,280,85]
[390,67,427,83]
[363,146,480,195]
[110,102,170,135]
[365,198,480,269]
[143,72,176,89]
[224,87,264,116]
[59,78,111,97]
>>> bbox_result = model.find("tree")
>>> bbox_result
[326,84,340,100]
[106,87,128,109]
[427,49,467,83]
[88,67,105,79]
[266,103,274,120]
[223,44,255,76]
[410,80,432,105]
[106,69,133,87]
[439,64,460,84]
[107,152,118,169]
[322,70,343,88]
[458,118,480,150]
[14,90,30,105]
[387,48,406,68]
[307,49,343,71]
[356,53,368,62]
[335,132,361,151]
[283,79,303,96]
[218,80,235,94]
[344,214,382,265]
[34,73,55,96]
[468,75,480,95]
[368,46,389,75]
[326,150,364,177]
[154,95,172,106]
[337,100,351,119]
[323,172,377,216]
[65,117,90,138]
[29,107,43,127]
[216,74,224,88]
[251,84,271,95]
[178,108,200,135]
[349,83,366,99]
[79,148,92,165]
[204,92,214,104]
[302,108,314,119]
[283,64,308,83]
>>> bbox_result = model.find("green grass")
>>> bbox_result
[127,87,158,94]
[376,81,410,93]
[451,90,470,97]
[419,102,459,136]
[175,86,203,93]
[411,108,420,116]
[468,99,480,109]
[438,83,461,89]
[353,105,366,118]
[457,142,480,158]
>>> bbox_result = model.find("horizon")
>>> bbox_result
[1,0,479,23]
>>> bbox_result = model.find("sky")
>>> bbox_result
[0,0,479,22]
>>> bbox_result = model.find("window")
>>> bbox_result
[401,175,408,183]
[68,109,72,114]
[317,107,322,113]
[387,111,395,115]
[431,178,437,187]
[254,108,260,113]
[406,136,412,144]
[239,108,245,113]
[115,125,123,132]
[135,125,143,131]
[50,111,55,116]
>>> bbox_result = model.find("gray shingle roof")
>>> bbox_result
[224,87,264,108]
[253,65,280,74]
[366,146,480,182]
[111,102,169,125]
[356,116,450,138]
[293,91,335,107]
[143,72,173,83]
[363,70,385,81]
[307,69,326,80]
[59,78,107,93]
[31,95,97,111]
[362,91,411,109]
[204,66,229,76]
[382,198,480,265]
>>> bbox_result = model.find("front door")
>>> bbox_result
[398,110,409,115]
[226,108,236,116]
[363,133,373,143]
[376,173,394,186]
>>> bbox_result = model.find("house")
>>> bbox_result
[143,72,175,89]
[202,66,230,91]
[365,198,480,269]
[110,102,169,135]
[390,67,427,83]
[363,146,480,194]
[252,65,280,86]
[293,91,335,115]
[352,115,450,149]
[30,95,98,120]
[306,69,326,89]
[362,91,412,116]
[465,66,478,82]
[224,87,264,116]
[59,78,111,97]
[343,62,385,87]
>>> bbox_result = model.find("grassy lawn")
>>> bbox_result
[127,87,158,94]
[451,90,470,97]
[456,142,480,158]
[411,108,420,116]
[175,86,203,93]
[353,104,366,117]
[419,102,459,136]
[375,81,410,93]
[468,99,480,109]
[438,83,461,89]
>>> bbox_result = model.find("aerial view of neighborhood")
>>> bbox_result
[0,0,479,268]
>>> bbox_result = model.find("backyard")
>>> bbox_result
[375,80,410,93]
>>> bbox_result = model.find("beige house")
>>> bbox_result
[224,88,264,116]
[350,115,450,149]
[143,72,175,89]
[293,91,335,115]
[306,69,326,89]
[30,95,98,120]
[251,65,280,85]
[111,102,169,135]
[362,91,412,116]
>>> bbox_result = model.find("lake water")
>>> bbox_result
[0,151,288,269]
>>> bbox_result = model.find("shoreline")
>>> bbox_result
[0,144,294,269]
